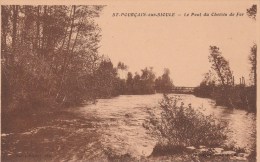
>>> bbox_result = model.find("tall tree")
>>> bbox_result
[140,67,156,94]
[208,46,233,86]
[155,68,174,93]
[249,44,257,86]
[94,59,118,97]
[126,72,134,94]
[117,61,128,78]
[133,72,142,94]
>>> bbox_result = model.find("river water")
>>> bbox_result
[77,94,256,159]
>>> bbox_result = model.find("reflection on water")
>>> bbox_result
[78,94,256,158]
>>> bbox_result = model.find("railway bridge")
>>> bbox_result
[171,86,195,94]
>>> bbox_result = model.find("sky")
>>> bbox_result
[96,1,257,87]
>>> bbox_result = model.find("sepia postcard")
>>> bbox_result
[1,0,259,161]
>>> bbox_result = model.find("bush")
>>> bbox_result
[147,94,229,147]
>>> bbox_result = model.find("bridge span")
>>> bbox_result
[171,86,195,94]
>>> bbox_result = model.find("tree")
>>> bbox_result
[194,71,216,98]
[117,62,128,71]
[208,46,233,87]
[208,46,235,107]
[1,5,105,110]
[140,67,156,94]
[117,61,128,78]
[133,72,142,94]
[247,4,257,20]
[155,68,174,93]
[94,59,119,97]
[126,72,134,94]
[249,44,257,86]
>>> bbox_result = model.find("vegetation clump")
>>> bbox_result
[146,94,229,148]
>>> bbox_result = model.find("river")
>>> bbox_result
[77,94,256,159]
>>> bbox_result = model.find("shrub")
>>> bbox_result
[147,94,229,147]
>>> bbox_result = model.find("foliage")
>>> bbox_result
[125,72,134,94]
[125,67,157,94]
[248,44,257,86]
[1,4,175,112]
[94,59,124,98]
[155,68,174,93]
[1,5,111,111]
[208,46,233,87]
[117,62,128,71]
[247,4,257,20]
[206,46,235,107]
[140,67,156,94]
[132,72,142,94]
[147,94,228,147]
[194,71,216,98]
[124,67,174,95]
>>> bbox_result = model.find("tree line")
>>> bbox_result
[123,67,174,95]
[1,5,109,111]
[1,5,175,112]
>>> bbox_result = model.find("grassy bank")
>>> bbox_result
[194,85,256,112]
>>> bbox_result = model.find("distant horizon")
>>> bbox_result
[97,2,256,87]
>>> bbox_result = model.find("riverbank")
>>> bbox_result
[147,143,255,162]
[1,107,104,161]
[194,85,256,112]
